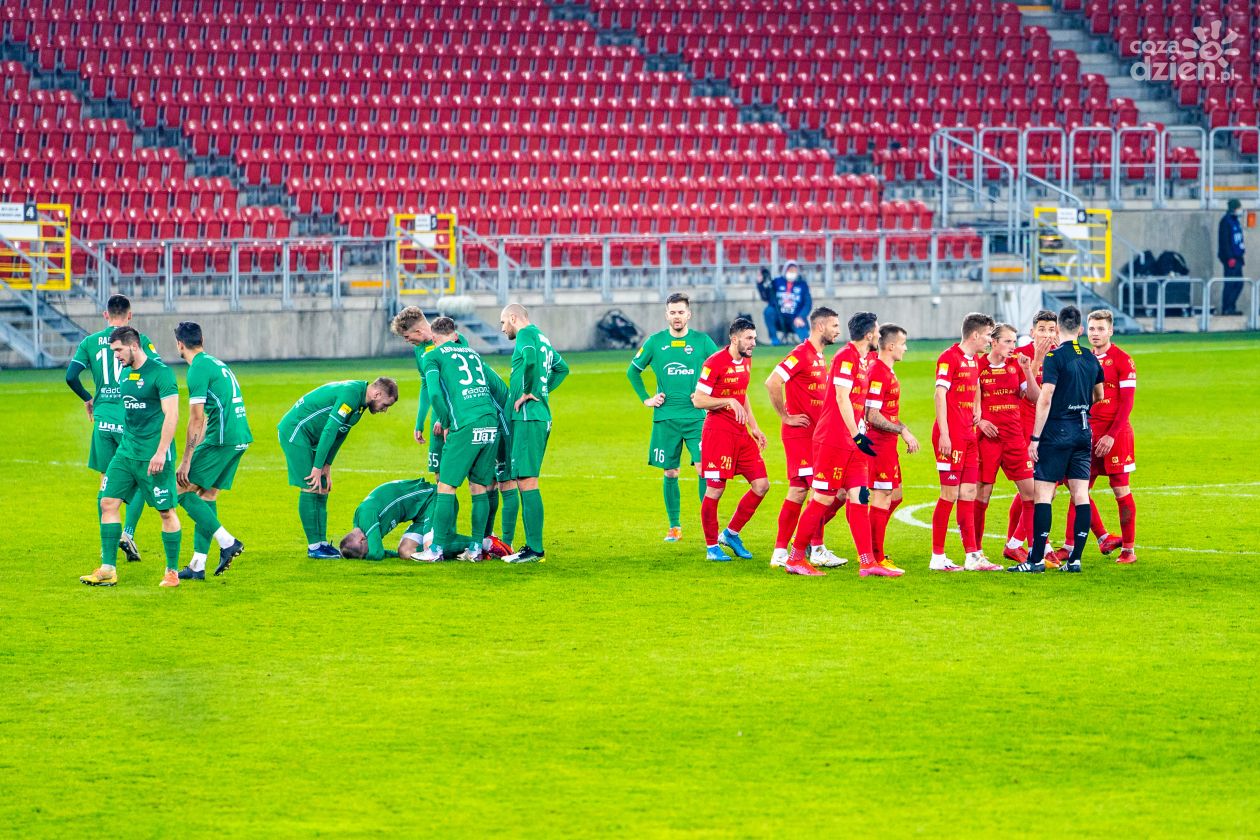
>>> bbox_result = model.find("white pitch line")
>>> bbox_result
[893,501,1260,557]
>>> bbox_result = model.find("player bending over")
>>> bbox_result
[863,323,919,572]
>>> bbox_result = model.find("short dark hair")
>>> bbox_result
[666,292,690,308]
[1058,305,1083,332]
[809,306,837,325]
[847,311,877,341]
[174,321,203,348]
[431,316,457,336]
[729,317,756,337]
[371,376,399,401]
[1032,309,1057,326]
[108,325,140,346]
[962,312,996,338]
[105,294,131,317]
[878,323,906,348]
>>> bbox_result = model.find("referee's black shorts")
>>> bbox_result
[1034,426,1093,483]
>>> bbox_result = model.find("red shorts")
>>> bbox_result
[700,422,768,483]
[869,434,901,491]
[932,426,979,487]
[782,433,814,488]
[810,439,870,493]
[1091,422,1136,477]
[978,430,1033,484]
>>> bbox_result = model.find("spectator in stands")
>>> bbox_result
[1217,198,1246,316]
[762,260,812,345]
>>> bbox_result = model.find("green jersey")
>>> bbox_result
[414,333,469,432]
[117,354,179,462]
[421,342,500,431]
[352,478,437,560]
[67,328,159,433]
[509,324,570,423]
[277,380,369,469]
[627,328,718,422]
[185,351,253,447]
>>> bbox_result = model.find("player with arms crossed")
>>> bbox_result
[80,327,186,587]
[171,322,249,579]
[500,304,570,563]
[788,311,890,578]
[764,306,848,569]
[692,317,769,562]
[930,312,1003,571]
[1008,305,1105,573]
[626,292,719,541]
[973,323,1041,566]
[1005,310,1057,560]
[277,377,399,557]
[863,323,919,573]
[65,294,157,563]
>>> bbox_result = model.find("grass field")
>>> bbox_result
[2,331,1258,837]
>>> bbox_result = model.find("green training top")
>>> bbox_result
[414,333,469,433]
[509,324,570,423]
[117,354,179,462]
[352,478,437,560]
[277,380,368,469]
[186,351,253,447]
[67,328,159,433]
[627,328,718,423]
[421,342,500,432]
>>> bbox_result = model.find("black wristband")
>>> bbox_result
[1030,435,1040,442]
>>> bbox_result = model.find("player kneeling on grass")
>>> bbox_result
[336,477,483,562]
[81,327,186,587]
[172,321,248,580]
[863,323,919,573]
[692,317,770,562]
[277,377,398,558]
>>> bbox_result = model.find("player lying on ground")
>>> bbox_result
[337,478,499,562]
[863,323,920,571]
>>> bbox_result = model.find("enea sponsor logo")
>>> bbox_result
[664,362,695,376]
[122,395,147,410]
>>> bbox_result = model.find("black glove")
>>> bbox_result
[853,432,876,457]
[858,486,871,505]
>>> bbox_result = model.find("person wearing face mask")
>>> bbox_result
[1217,198,1246,316]
[761,260,812,346]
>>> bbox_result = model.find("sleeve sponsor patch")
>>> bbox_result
[337,403,353,417]
[937,362,949,376]
[700,365,711,379]
[839,361,853,374]
[869,380,883,395]
[784,356,799,369]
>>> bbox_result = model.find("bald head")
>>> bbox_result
[499,303,531,340]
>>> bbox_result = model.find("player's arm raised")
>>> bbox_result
[1016,352,1042,404]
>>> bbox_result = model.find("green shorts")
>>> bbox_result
[279,432,316,489]
[649,417,704,470]
[101,455,178,511]
[88,426,125,473]
[428,424,445,474]
[511,419,551,480]
[438,422,500,488]
[188,442,249,491]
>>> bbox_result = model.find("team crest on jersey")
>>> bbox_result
[684,345,693,355]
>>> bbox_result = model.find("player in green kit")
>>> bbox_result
[337,477,484,561]
[65,294,157,563]
[172,322,249,580]
[277,377,399,557]
[626,292,719,542]
[416,317,509,563]
[499,303,570,564]
[80,327,185,587]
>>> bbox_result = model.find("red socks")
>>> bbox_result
[845,502,873,560]
[701,494,721,547]
[792,499,831,553]
[812,498,842,546]
[727,490,764,535]
[775,498,803,550]
[1117,493,1136,548]
[931,498,953,555]
[1020,500,1034,546]
[1006,495,1023,541]
[870,505,891,562]
[973,500,989,548]
[1089,498,1108,538]
[956,499,978,553]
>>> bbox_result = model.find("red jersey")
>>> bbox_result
[1015,343,1046,432]
[772,341,827,440]
[934,343,979,442]
[696,347,751,433]
[977,356,1027,435]
[1092,344,1136,428]
[813,341,871,446]
[864,357,901,446]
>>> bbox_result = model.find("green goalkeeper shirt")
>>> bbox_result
[509,324,569,423]
[352,478,437,560]
[67,328,160,433]
[421,342,500,431]
[185,351,253,447]
[117,354,179,463]
[278,380,368,469]
[626,328,718,423]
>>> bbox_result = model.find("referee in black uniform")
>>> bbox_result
[1008,305,1105,573]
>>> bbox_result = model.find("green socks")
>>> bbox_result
[433,492,457,549]
[500,488,520,545]
[100,522,121,567]
[313,493,328,541]
[192,500,217,554]
[470,492,489,550]
[179,492,222,541]
[485,489,499,539]
[663,476,681,528]
[298,491,322,546]
[521,488,544,553]
[161,529,181,571]
[697,476,706,502]
[123,488,145,537]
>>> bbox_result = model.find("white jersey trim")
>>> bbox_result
[695,383,713,395]
[772,366,791,381]
[1119,380,1137,388]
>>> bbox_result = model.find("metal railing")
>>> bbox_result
[1113,275,1260,331]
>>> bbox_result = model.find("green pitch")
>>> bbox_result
[1,332,1257,836]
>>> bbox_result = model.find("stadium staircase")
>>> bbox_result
[0,282,86,367]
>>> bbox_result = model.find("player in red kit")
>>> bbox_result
[764,307,848,569]
[863,324,920,573]
[692,317,769,562]
[787,312,894,578]
[974,323,1041,565]
[931,312,1001,571]
[1006,310,1058,559]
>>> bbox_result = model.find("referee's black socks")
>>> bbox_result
[1070,504,1091,562]
[1030,503,1053,565]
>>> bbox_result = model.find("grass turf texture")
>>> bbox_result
[1,331,1257,836]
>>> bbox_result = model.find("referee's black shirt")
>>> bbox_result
[1041,337,1104,436]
